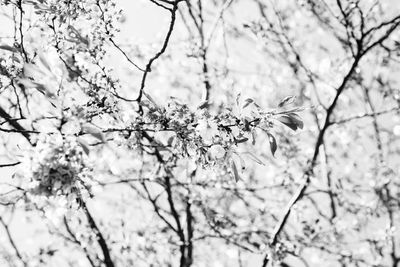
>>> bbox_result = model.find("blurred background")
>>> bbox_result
[1,0,400,266]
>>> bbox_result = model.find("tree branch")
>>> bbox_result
[0,216,27,267]
[136,1,181,111]
[80,200,115,267]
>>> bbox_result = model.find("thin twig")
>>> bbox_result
[136,2,181,112]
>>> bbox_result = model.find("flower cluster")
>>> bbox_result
[27,134,92,201]
[122,96,303,179]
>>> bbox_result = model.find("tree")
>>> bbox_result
[0,0,399,266]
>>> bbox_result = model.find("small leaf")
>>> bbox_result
[235,137,249,143]
[278,95,296,108]
[242,98,253,109]
[197,100,209,110]
[167,135,175,146]
[277,113,304,130]
[0,44,19,53]
[253,102,261,108]
[81,124,105,142]
[243,117,252,131]
[235,93,241,107]
[267,133,277,157]
[277,115,298,131]
[231,160,240,182]
[143,92,159,109]
[287,113,303,129]
[77,137,90,155]
[251,131,256,145]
